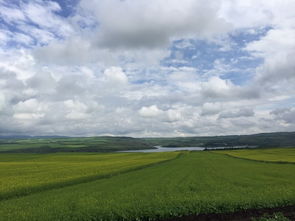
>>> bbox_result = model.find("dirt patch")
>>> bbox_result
[162,205,295,221]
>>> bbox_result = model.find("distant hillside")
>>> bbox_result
[0,135,69,139]
[0,132,294,153]
[0,136,153,153]
[142,132,295,148]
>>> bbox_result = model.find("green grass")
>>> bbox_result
[0,151,295,221]
[215,147,295,163]
[0,152,179,200]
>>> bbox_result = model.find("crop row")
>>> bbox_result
[0,152,179,200]
[1,151,295,221]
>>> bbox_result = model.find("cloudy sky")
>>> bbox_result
[0,0,295,137]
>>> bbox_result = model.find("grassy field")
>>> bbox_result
[0,150,295,221]
[0,152,179,200]
[215,147,295,163]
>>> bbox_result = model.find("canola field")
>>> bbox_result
[0,149,295,221]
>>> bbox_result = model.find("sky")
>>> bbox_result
[0,0,295,137]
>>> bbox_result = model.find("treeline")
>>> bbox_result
[142,132,295,148]
[0,132,294,153]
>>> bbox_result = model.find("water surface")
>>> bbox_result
[121,146,204,153]
[120,145,257,153]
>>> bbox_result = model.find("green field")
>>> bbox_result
[216,147,295,163]
[0,152,178,200]
[1,149,295,221]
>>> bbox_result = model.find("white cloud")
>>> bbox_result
[0,0,295,136]
[12,99,47,121]
[64,100,89,120]
[0,93,5,111]
[201,76,236,99]
[0,0,73,48]
[0,4,26,23]
[166,109,182,122]
[81,0,230,49]
[139,105,163,118]
[34,0,230,66]
[201,102,223,116]
[23,1,72,36]
[13,113,44,120]
[271,108,295,124]
[219,0,295,29]
[247,28,295,84]
[14,98,46,113]
[219,108,254,119]
[103,67,128,85]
